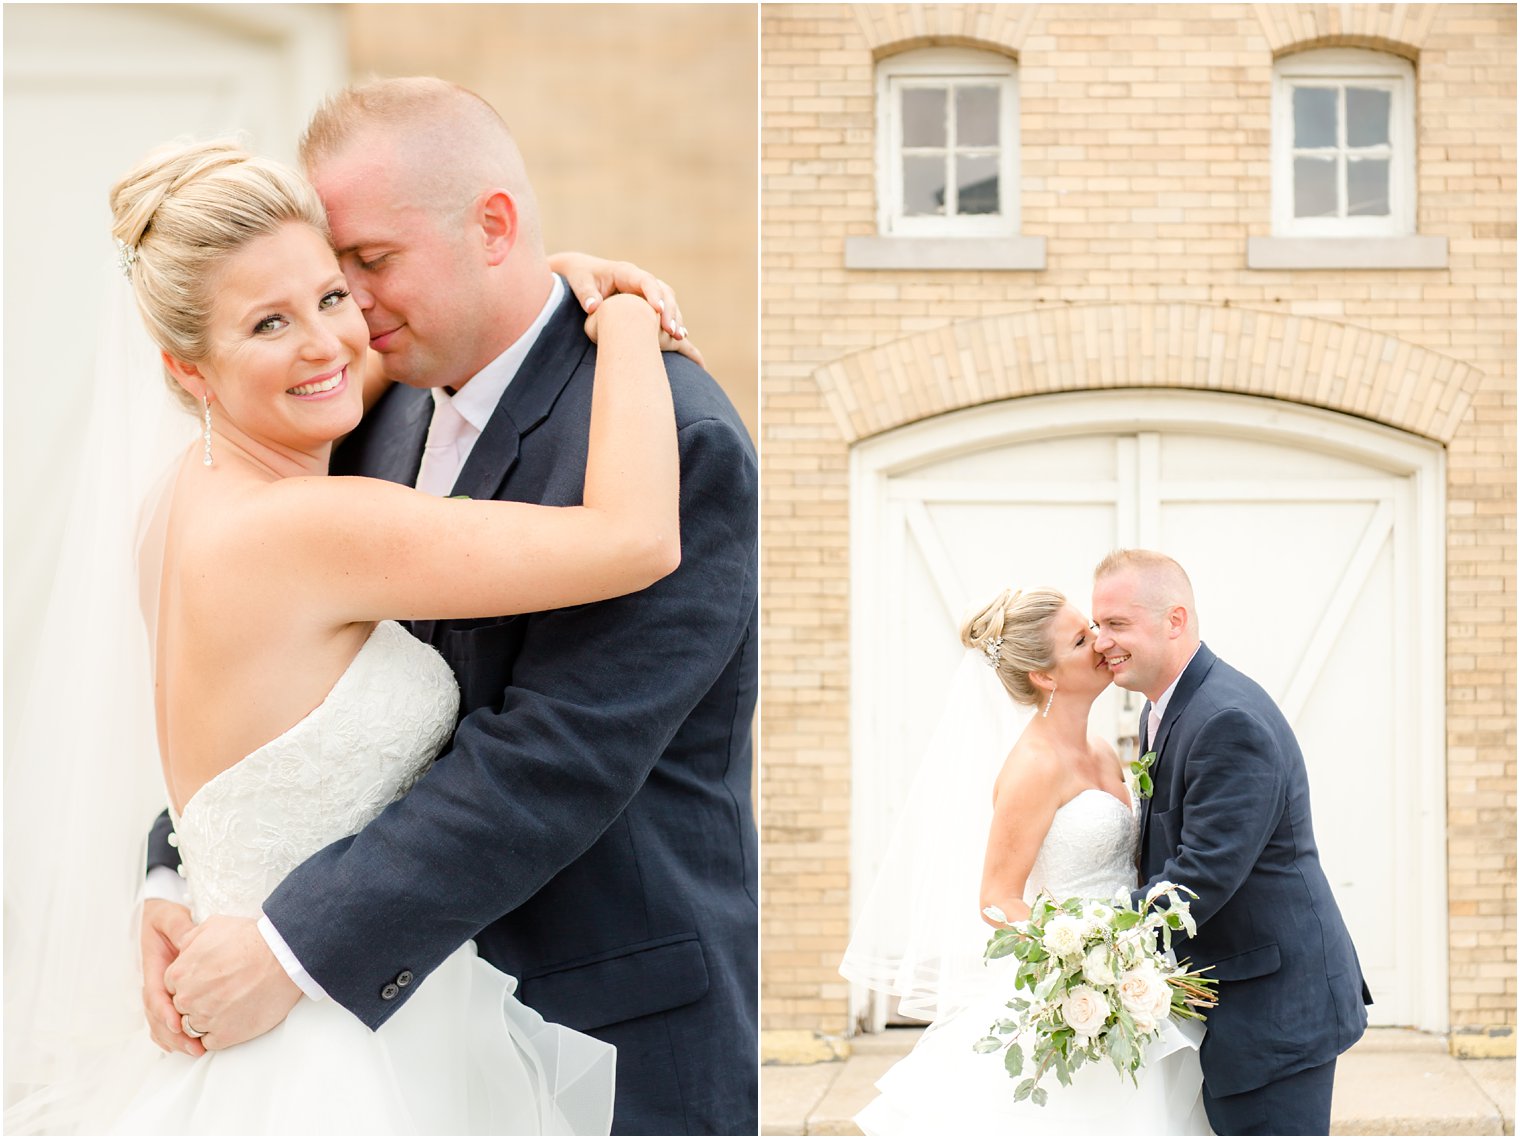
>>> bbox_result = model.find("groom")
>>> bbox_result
[1092,549,1370,1136]
[141,78,757,1135]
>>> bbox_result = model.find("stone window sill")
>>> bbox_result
[844,235,1046,271]
[1246,235,1448,270]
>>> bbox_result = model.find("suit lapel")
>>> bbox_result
[1138,699,1155,841]
[1137,644,1218,860]
[411,288,590,648]
[331,382,432,485]
[450,285,591,503]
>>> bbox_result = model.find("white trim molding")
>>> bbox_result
[876,48,1018,236]
[1271,48,1417,239]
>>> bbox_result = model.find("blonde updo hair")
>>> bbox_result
[959,587,1068,706]
[109,139,330,410]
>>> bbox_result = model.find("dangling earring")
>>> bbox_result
[201,393,214,467]
[1043,683,1056,719]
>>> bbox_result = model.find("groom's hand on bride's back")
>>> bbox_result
[141,899,205,1058]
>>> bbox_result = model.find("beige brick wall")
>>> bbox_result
[761,3,1515,1042]
[345,4,758,437]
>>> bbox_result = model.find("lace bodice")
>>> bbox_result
[1022,788,1139,906]
[169,621,459,922]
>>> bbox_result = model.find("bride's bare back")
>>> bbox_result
[152,451,376,814]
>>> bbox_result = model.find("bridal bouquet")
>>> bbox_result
[974,882,1218,1105]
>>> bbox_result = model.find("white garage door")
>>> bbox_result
[850,390,1446,1031]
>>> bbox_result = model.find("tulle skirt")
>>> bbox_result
[7,942,615,1135]
[857,989,1212,1136]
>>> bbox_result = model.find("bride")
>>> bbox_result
[841,587,1212,1135]
[7,138,687,1134]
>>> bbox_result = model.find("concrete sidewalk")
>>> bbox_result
[761,1028,1515,1136]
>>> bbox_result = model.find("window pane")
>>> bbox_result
[956,154,1000,215]
[1346,87,1391,148]
[1293,86,1338,149]
[1294,155,1338,217]
[901,87,946,148]
[956,86,999,148]
[1347,156,1390,216]
[902,154,948,215]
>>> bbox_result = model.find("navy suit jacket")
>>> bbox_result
[1132,643,1370,1097]
[150,287,758,1135]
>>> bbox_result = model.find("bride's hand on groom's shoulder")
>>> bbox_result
[141,899,205,1058]
[162,914,301,1053]
[550,250,706,368]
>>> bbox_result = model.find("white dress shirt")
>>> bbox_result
[151,277,568,1004]
[1146,643,1202,749]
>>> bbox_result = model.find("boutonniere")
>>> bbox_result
[1130,751,1157,800]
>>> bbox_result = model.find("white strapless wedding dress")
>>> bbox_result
[856,788,1212,1136]
[8,620,614,1136]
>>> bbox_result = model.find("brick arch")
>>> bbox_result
[1252,3,1437,61]
[811,303,1483,445]
[852,3,1038,61]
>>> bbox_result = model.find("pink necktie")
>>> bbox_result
[1147,707,1162,749]
[415,394,470,497]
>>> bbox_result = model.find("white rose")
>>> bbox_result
[1151,976,1175,1019]
[1083,902,1117,928]
[1082,945,1117,988]
[1130,1008,1158,1035]
[1117,962,1168,1018]
[1059,985,1111,1039]
[1042,915,1086,959]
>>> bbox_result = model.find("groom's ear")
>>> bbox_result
[478,190,519,266]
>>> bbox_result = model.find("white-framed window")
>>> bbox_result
[876,48,1018,237]
[1272,48,1416,237]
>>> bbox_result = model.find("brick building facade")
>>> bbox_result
[345,3,759,436]
[760,3,1514,1058]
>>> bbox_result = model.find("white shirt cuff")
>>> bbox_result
[144,865,190,906]
[257,914,329,1002]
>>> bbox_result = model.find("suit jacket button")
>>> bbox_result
[396,970,413,987]
[380,983,400,1000]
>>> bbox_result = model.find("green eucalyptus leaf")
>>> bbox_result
[972,1035,1002,1054]
[986,936,1021,960]
[1054,1053,1072,1086]
[1031,1086,1049,1107]
[1005,1042,1024,1077]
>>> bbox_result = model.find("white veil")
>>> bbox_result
[4,266,190,1110]
[839,648,1035,1023]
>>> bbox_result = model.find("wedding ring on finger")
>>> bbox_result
[180,1013,206,1039]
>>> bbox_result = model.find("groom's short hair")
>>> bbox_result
[1094,549,1199,633]
[299,76,543,254]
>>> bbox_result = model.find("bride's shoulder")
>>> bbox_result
[999,734,1063,787]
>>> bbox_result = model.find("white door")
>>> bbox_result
[850,390,1446,1031]
[3,3,345,744]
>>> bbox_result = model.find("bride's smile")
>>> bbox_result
[166,221,369,466]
